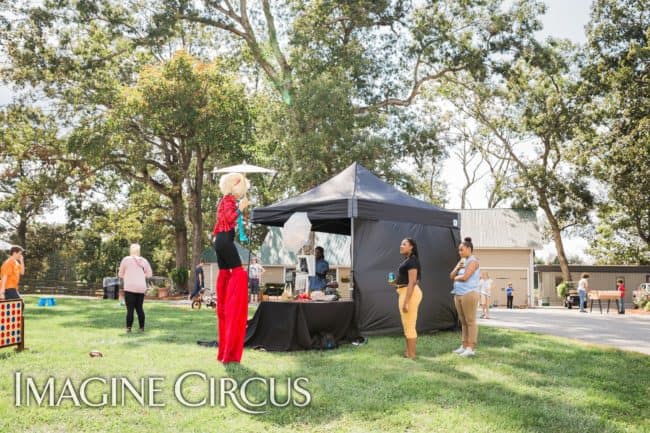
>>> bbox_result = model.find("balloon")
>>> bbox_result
[281,212,311,253]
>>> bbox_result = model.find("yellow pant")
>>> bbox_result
[454,291,480,349]
[397,285,423,338]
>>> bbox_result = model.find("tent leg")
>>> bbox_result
[350,217,354,293]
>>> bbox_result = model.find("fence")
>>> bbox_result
[19,280,103,297]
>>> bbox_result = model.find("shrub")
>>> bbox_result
[169,267,189,287]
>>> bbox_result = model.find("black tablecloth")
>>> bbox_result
[244,300,359,351]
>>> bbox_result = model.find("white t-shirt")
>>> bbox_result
[248,263,264,280]
[480,278,492,296]
[577,278,588,292]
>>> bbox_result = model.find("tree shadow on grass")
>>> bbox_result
[24,297,218,347]
[243,329,649,433]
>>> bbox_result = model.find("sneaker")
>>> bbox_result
[126,328,132,333]
[452,345,466,354]
[138,327,144,333]
[460,348,476,357]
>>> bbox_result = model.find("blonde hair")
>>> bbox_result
[129,243,141,257]
[219,172,249,198]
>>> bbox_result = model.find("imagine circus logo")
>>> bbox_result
[14,372,311,415]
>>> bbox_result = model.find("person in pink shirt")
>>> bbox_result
[118,244,153,333]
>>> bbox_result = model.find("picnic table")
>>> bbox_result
[588,290,621,314]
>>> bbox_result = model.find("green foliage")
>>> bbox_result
[583,0,650,251]
[169,267,189,286]
[556,281,570,298]
[0,105,75,247]
[587,204,650,265]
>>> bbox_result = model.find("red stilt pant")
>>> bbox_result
[216,268,231,362]
[216,267,248,363]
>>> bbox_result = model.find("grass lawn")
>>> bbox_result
[1,296,648,433]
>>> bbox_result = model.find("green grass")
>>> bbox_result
[1,296,648,433]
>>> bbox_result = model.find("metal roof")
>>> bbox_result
[455,209,542,249]
[536,265,650,273]
[257,227,351,267]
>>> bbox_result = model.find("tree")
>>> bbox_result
[68,51,253,290]
[0,105,73,247]
[586,204,650,265]
[1,0,546,198]
[159,0,545,194]
[582,0,650,251]
[446,41,595,282]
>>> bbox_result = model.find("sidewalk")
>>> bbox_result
[480,307,650,355]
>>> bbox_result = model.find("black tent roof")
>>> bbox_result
[251,163,459,234]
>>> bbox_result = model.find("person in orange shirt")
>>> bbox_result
[0,246,25,300]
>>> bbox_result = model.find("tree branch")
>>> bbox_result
[356,63,466,113]
[261,0,291,76]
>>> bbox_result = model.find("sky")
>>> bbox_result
[1,1,595,260]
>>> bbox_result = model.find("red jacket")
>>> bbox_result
[617,283,625,297]
[212,194,240,235]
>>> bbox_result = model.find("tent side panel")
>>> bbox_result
[354,219,459,335]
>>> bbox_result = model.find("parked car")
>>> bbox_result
[632,283,650,308]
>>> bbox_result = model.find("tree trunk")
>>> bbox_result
[187,156,205,291]
[539,197,572,283]
[170,190,189,293]
[17,214,27,249]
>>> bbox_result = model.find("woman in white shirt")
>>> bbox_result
[577,273,589,313]
[479,272,492,319]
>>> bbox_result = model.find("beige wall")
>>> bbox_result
[477,249,530,268]
[261,266,285,285]
[475,248,532,307]
[538,271,650,306]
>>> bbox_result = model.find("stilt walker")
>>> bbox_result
[212,172,250,363]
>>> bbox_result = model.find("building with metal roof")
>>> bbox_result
[536,265,650,307]
[456,208,542,307]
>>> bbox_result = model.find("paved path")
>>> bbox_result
[479,307,650,355]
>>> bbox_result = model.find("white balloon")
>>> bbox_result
[281,212,312,253]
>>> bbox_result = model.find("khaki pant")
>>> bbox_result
[454,291,480,349]
[397,285,423,339]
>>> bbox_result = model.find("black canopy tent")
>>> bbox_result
[251,163,461,335]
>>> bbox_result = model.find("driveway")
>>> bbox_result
[479,307,650,356]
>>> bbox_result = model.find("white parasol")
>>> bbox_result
[281,212,312,253]
[212,161,277,175]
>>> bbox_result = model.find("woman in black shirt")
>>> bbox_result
[392,238,423,359]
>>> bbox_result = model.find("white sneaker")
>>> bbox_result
[459,348,476,357]
[452,345,466,354]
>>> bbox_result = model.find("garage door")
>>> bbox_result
[489,269,528,307]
